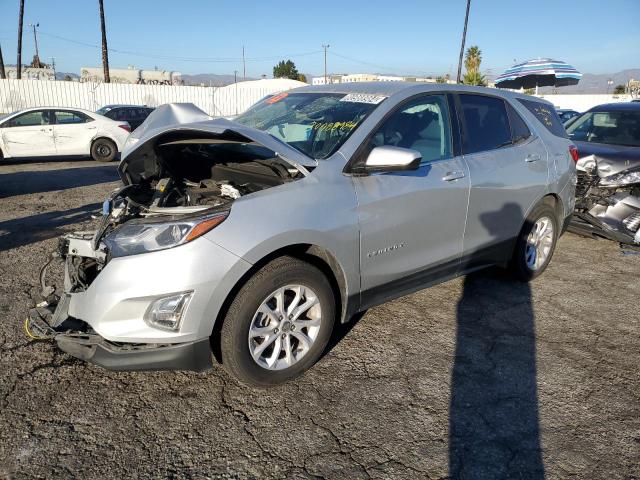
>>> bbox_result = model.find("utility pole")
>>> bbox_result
[0,42,6,79]
[98,0,110,83]
[51,57,55,79]
[28,22,40,65]
[17,0,25,79]
[456,0,471,84]
[322,44,330,84]
[242,45,246,81]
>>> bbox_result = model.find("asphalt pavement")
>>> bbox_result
[0,159,638,479]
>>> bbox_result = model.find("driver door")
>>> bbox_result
[352,94,470,306]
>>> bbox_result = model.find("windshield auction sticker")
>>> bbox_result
[340,93,386,104]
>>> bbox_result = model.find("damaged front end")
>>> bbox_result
[571,154,640,252]
[26,104,312,371]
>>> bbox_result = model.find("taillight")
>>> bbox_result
[119,124,131,133]
[569,145,579,163]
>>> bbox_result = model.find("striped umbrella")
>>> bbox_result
[495,58,582,92]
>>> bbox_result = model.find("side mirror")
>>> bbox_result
[364,145,422,172]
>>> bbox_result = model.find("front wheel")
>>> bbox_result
[91,138,117,162]
[219,256,335,387]
[509,203,559,281]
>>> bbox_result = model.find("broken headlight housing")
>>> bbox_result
[103,212,228,257]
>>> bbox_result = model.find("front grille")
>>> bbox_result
[623,211,640,233]
[575,171,592,197]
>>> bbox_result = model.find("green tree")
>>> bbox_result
[273,60,300,80]
[297,73,308,83]
[464,46,482,74]
[462,70,487,86]
[436,76,447,84]
[613,84,626,95]
[462,46,486,86]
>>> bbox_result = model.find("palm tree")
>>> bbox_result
[16,0,24,79]
[456,0,471,84]
[462,70,487,87]
[464,46,482,74]
[98,0,110,83]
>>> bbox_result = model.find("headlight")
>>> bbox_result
[600,170,640,187]
[103,212,228,257]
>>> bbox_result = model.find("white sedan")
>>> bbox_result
[0,107,131,161]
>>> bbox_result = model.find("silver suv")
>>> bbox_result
[28,83,576,386]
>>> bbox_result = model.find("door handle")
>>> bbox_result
[442,171,465,182]
[86,126,97,130]
[525,154,542,163]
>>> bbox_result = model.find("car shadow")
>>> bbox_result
[0,203,101,252]
[449,203,544,478]
[0,165,119,199]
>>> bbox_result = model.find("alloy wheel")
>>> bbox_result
[248,285,322,370]
[525,216,554,271]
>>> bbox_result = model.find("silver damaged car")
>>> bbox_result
[27,83,577,386]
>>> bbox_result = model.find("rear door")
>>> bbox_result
[0,110,55,156]
[353,94,470,305]
[457,93,549,268]
[52,110,96,155]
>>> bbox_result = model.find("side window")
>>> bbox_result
[506,102,531,144]
[517,99,568,138]
[7,110,49,127]
[459,94,512,154]
[371,95,452,163]
[54,111,91,124]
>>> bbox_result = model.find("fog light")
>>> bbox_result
[144,291,193,331]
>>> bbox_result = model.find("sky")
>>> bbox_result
[0,0,638,79]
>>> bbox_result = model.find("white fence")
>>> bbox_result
[0,78,306,117]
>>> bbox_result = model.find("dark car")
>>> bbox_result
[96,105,155,131]
[566,102,640,246]
[555,108,580,125]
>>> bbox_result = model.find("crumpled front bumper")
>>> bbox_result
[26,297,214,372]
[26,229,252,371]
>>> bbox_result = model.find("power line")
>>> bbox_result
[329,51,440,77]
[37,31,321,63]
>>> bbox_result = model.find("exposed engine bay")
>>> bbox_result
[30,131,308,331]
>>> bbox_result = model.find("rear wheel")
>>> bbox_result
[219,256,335,387]
[91,138,117,162]
[509,203,558,281]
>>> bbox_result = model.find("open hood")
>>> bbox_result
[575,141,640,177]
[119,103,316,185]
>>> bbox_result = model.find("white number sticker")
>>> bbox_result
[340,93,386,104]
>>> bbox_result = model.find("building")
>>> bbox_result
[80,66,183,85]
[311,73,456,85]
[4,67,55,81]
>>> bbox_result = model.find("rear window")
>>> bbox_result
[506,102,531,143]
[518,99,568,138]
[459,94,512,154]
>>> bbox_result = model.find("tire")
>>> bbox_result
[509,202,559,281]
[219,256,335,387]
[90,138,117,162]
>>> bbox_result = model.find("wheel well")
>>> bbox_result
[91,136,116,148]
[209,244,348,363]
[541,193,564,223]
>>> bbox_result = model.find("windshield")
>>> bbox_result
[566,110,640,147]
[234,92,383,159]
[96,106,113,115]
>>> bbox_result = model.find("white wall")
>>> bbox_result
[536,94,634,112]
[0,78,306,116]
